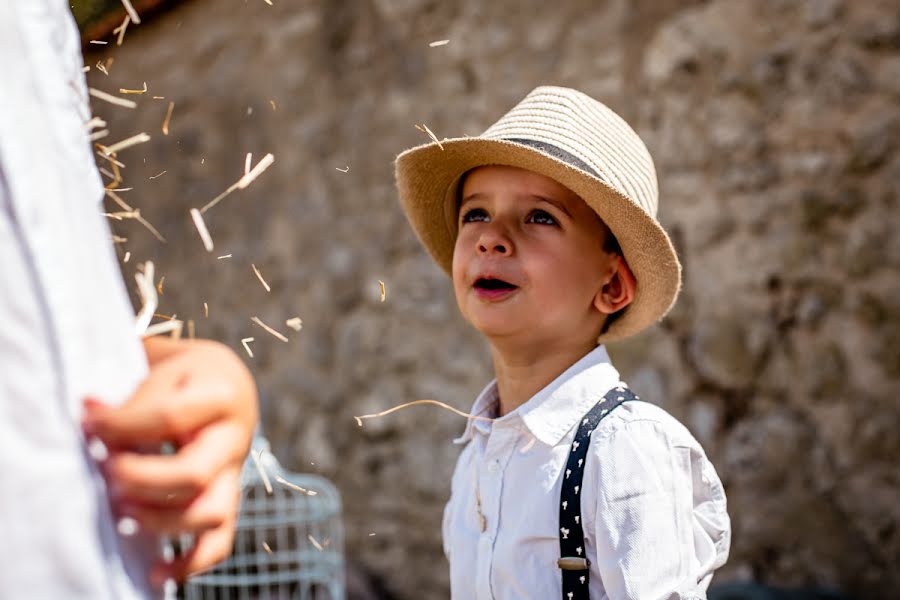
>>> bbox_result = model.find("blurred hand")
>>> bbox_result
[82,337,258,585]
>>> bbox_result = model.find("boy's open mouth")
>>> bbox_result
[474,277,518,291]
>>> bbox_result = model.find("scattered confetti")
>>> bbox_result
[251,316,289,342]
[250,449,273,494]
[308,535,324,551]
[429,39,450,47]
[251,263,271,292]
[415,123,444,150]
[119,0,141,24]
[190,208,214,252]
[89,87,136,109]
[378,280,386,302]
[354,399,494,427]
[241,337,255,358]
[119,82,147,95]
[285,317,303,331]
[101,132,151,155]
[275,476,317,496]
[162,101,174,135]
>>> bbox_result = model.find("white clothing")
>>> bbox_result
[443,345,731,600]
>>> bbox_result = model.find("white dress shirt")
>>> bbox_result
[443,345,731,600]
[0,0,155,597]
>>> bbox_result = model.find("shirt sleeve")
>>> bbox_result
[590,418,729,600]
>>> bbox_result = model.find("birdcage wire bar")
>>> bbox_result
[184,438,344,600]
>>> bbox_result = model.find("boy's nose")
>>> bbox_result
[477,227,511,255]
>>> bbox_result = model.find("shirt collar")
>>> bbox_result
[454,345,620,446]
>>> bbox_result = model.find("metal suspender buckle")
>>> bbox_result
[557,557,590,571]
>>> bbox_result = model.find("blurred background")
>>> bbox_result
[74,0,899,598]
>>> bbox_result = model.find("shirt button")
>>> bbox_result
[488,460,501,474]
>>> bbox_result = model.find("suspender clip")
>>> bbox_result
[557,557,590,571]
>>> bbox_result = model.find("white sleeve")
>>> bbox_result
[590,419,729,600]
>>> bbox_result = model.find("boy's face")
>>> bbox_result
[452,165,619,348]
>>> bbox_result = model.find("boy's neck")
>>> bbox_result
[489,338,598,417]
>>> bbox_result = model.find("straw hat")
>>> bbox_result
[394,85,681,343]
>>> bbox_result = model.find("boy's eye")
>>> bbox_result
[461,208,489,224]
[527,209,557,226]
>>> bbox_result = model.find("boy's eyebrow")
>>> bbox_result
[459,192,485,206]
[533,195,572,217]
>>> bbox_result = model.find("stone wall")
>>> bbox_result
[84,0,899,597]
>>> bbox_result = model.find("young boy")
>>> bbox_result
[394,86,731,599]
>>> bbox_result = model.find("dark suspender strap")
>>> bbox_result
[558,385,639,600]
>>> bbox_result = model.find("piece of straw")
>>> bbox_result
[251,264,271,292]
[429,39,450,47]
[275,476,317,496]
[114,15,130,46]
[237,153,275,189]
[89,87,136,109]
[241,337,255,358]
[217,254,232,259]
[189,208,214,252]
[101,132,150,156]
[134,261,157,335]
[285,317,303,331]
[353,399,494,427]
[162,102,174,135]
[251,316,288,342]
[119,0,141,24]
[249,449,273,494]
[143,319,183,338]
[262,542,273,554]
[308,535,324,551]
[203,302,208,318]
[415,123,444,150]
[119,82,147,95]
[378,280,386,302]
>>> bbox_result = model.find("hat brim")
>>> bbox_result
[395,137,681,343]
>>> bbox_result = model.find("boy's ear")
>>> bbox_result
[593,255,636,315]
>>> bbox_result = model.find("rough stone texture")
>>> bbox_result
[84,0,899,597]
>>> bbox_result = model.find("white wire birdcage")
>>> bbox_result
[184,437,345,600]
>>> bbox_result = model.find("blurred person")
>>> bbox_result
[394,86,731,599]
[0,1,258,598]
